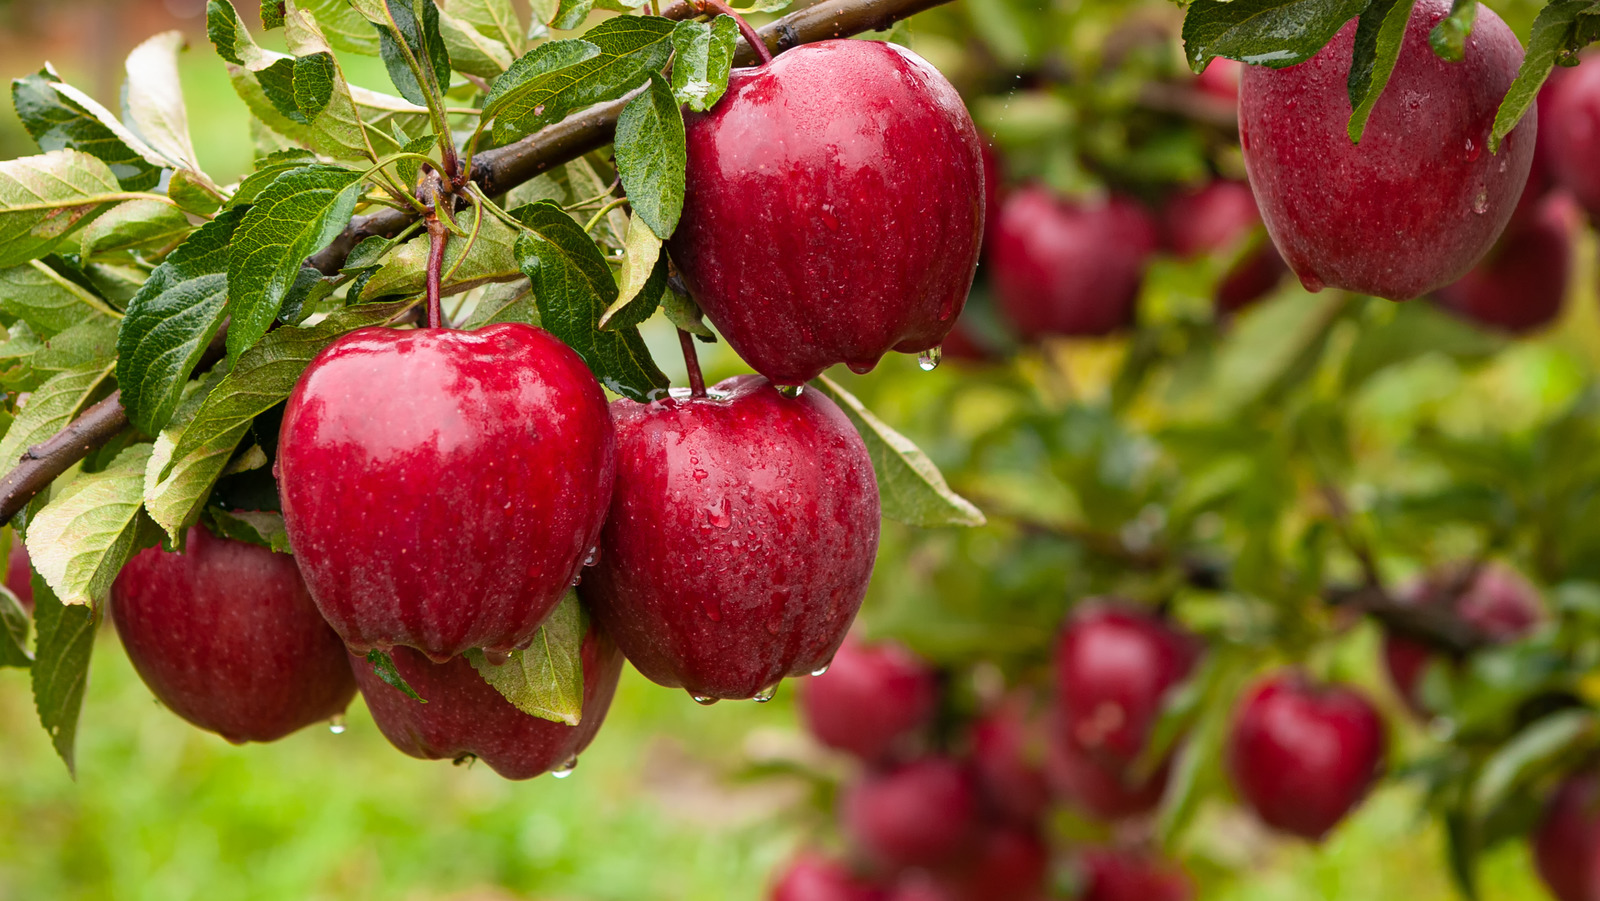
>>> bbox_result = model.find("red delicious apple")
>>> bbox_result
[771,853,889,901]
[990,188,1159,339]
[1045,734,1170,821]
[110,526,356,743]
[798,637,938,762]
[841,757,982,871]
[970,696,1051,824]
[1225,672,1386,840]
[1384,561,1545,712]
[1533,772,1600,901]
[580,375,878,701]
[1545,59,1600,219]
[6,537,32,613]
[1078,847,1194,901]
[669,40,984,384]
[1054,601,1200,768]
[1164,180,1287,311]
[277,323,616,662]
[1434,193,1579,334]
[1238,0,1535,300]
[349,612,624,780]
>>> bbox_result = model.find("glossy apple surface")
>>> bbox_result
[990,188,1158,339]
[6,538,31,612]
[1545,59,1600,219]
[1384,561,1544,713]
[1164,180,1286,311]
[1533,773,1600,901]
[1079,847,1194,901]
[1225,672,1386,840]
[278,323,616,662]
[581,375,879,700]
[1238,0,1535,300]
[1435,193,1578,333]
[799,638,937,762]
[110,526,356,743]
[771,853,888,901]
[669,40,984,384]
[350,612,623,780]
[841,757,981,871]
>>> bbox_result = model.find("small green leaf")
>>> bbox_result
[467,592,585,724]
[661,284,713,338]
[614,72,685,239]
[376,0,453,108]
[202,507,292,553]
[362,212,521,300]
[0,362,115,474]
[670,16,737,112]
[144,367,249,545]
[367,649,427,702]
[124,31,205,175]
[552,0,595,29]
[813,375,986,528]
[600,213,662,328]
[1347,0,1420,142]
[0,150,127,269]
[225,164,365,361]
[0,585,30,668]
[513,201,668,401]
[11,68,162,191]
[0,259,118,338]
[299,0,384,55]
[31,572,96,776]
[1182,0,1368,71]
[480,38,602,121]
[1429,0,1478,62]
[28,443,157,608]
[463,278,536,328]
[1471,710,1597,820]
[446,0,524,53]
[79,199,192,257]
[1490,1,1600,151]
[228,149,320,209]
[438,9,514,77]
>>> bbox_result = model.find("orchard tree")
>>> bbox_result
[0,0,1598,899]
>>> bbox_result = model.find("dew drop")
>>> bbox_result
[918,346,942,371]
[706,497,732,529]
[810,663,831,677]
[550,754,579,778]
[1464,137,1481,162]
[570,571,584,587]
[328,714,347,735]
[582,546,599,567]
[482,648,511,666]
[691,692,719,706]
[753,683,780,703]
[1471,187,1489,214]
[1298,272,1325,293]
[693,468,709,481]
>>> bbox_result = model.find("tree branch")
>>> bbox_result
[0,0,957,524]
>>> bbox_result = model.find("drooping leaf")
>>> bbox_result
[670,15,738,112]
[375,0,453,108]
[78,199,192,258]
[463,278,536,328]
[0,362,115,473]
[467,591,585,724]
[661,284,713,339]
[10,68,162,191]
[144,365,249,544]
[438,10,514,77]
[1347,0,1420,142]
[1491,1,1600,151]
[31,573,96,776]
[552,0,595,29]
[445,0,524,53]
[813,375,987,528]
[0,150,127,269]
[225,165,365,361]
[1471,710,1598,820]
[614,72,685,239]
[488,15,675,144]
[299,0,384,55]
[512,201,667,401]
[202,507,291,553]
[1182,0,1368,71]
[0,584,30,667]
[0,260,119,338]
[123,31,205,174]
[367,649,427,702]
[600,213,662,328]
[28,443,157,608]
[1429,0,1478,61]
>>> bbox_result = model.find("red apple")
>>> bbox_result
[1195,57,1243,102]
[349,612,624,780]
[1078,847,1194,901]
[277,323,616,662]
[1225,672,1386,840]
[1384,561,1545,713]
[110,526,356,743]
[1545,59,1600,219]
[771,853,889,901]
[669,40,984,384]
[798,637,938,762]
[1045,734,1170,821]
[841,757,982,871]
[1238,0,1535,300]
[1054,602,1200,768]
[580,375,878,701]
[1164,180,1287,311]
[928,823,1050,901]
[1434,193,1579,333]
[1533,773,1600,901]
[970,696,1051,824]
[6,538,32,613]
[990,188,1159,339]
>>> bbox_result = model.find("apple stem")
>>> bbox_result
[678,328,708,398]
[424,202,449,330]
[696,0,773,65]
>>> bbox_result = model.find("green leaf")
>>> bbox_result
[0,362,115,473]
[202,507,292,553]
[445,0,524,53]
[366,649,427,702]
[376,0,453,108]
[481,38,601,121]
[225,164,365,361]
[488,15,675,144]
[661,284,712,338]
[29,443,157,608]
[512,201,668,401]
[552,0,595,30]
[1471,710,1598,820]
[31,573,96,776]
[600,213,662,328]
[124,31,205,175]
[1429,0,1477,62]
[462,278,536,328]
[116,210,242,435]
[1491,1,1600,151]
[0,584,30,667]
[299,0,384,55]
[144,367,249,544]
[1182,0,1368,71]
[0,150,127,269]
[614,72,685,239]
[26,319,121,389]
[438,9,514,77]
[466,591,585,724]
[362,211,522,299]
[1347,0,1419,142]
[164,301,419,472]
[670,16,737,112]
[0,259,119,338]
[228,149,320,209]
[813,375,986,528]
[78,199,192,258]
[10,68,162,191]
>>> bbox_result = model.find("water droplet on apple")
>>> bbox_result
[582,546,599,567]
[551,755,579,778]
[693,468,709,481]
[846,360,875,374]
[753,683,780,703]
[570,572,584,586]
[918,346,942,371]
[1472,187,1489,214]
[706,497,732,529]
[691,693,719,706]
[810,663,831,677]
[1464,137,1480,162]
[482,648,511,666]
[328,714,346,735]
[1298,272,1325,293]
